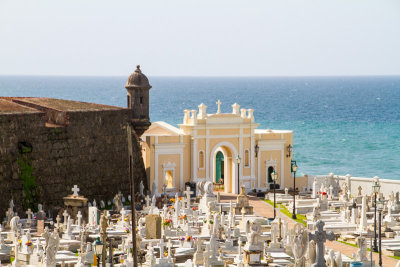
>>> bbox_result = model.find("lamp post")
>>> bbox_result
[236,155,241,194]
[291,161,298,219]
[377,198,384,267]
[372,177,380,252]
[93,237,104,267]
[272,170,278,219]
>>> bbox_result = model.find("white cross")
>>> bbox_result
[216,100,222,114]
[77,211,83,227]
[26,209,33,224]
[159,239,165,259]
[63,210,69,226]
[184,187,193,209]
[72,185,80,196]
[145,195,151,207]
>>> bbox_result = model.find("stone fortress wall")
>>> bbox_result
[0,97,147,217]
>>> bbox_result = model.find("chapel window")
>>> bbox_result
[244,149,250,167]
[198,151,205,169]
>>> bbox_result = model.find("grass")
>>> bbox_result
[264,199,307,226]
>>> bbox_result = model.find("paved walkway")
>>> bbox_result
[218,192,399,267]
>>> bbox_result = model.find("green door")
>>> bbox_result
[216,151,224,183]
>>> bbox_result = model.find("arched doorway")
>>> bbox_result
[215,151,224,184]
[210,142,238,194]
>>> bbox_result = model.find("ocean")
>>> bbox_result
[1,75,399,180]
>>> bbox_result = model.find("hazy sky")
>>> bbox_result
[1,0,399,76]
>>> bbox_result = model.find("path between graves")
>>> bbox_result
[218,192,399,267]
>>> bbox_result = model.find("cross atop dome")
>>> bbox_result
[216,100,222,114]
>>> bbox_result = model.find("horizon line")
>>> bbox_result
[1,74,400,78]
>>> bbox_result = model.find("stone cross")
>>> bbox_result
[308,220,335,267]
[26,209,33,225]
[72,185,80,196]
[77,211,83,228]
[184,187,193,208]
[216,100,222,114]
[159,239,165,259]
[62,210,69,227]
[145,195,151,207]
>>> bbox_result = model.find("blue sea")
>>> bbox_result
[1,75,400,180]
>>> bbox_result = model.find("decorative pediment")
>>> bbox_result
[265,157,277,167]
[162,162,176,169]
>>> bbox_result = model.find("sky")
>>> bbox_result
[0,0,399,76]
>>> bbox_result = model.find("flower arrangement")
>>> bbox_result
[178,196,182,201]
[125,227,130,233]
[164,252,168,257]
[321,192,327,195]
[186,236,192,242]
[179,237,185,242]
[192,207,197,211]
[209,220,214,224]
[162,219,172,227]
[179,214,187,221]
[124,218,128,222]
[170,198,175,203]
[26,241,33,247]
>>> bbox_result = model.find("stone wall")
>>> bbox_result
[0,108,146,217]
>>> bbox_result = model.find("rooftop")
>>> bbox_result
[0,98,41,114]
[0,97,123,114]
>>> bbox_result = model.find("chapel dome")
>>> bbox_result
[125,65,152,89]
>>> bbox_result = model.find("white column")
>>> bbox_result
[239,127,243,187]
[192,137,198,180]
[281,146,284,188]
[257,134,261,188]
[206,128,210,180]
[155,137,159,194]
[180,152,183,190]
[250,125,256,187]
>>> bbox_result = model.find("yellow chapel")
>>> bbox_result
[141,101,297,194]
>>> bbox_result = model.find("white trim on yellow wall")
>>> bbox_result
[195,134,251,139]
[209,141,239,194]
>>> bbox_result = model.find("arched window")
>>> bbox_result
[198,151,205,169]
[244,149,250,167]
